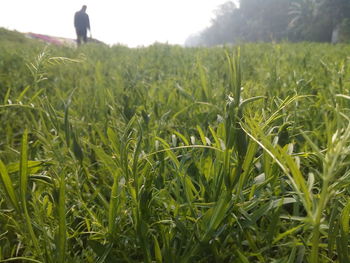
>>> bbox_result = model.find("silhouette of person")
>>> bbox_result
[74,5,90,45]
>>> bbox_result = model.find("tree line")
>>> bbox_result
[185,0,350,46]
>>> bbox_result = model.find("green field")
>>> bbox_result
[1,29,350,262]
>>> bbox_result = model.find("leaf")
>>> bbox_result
[287,247,297,263]
[341,199,350,234]
[108,171,120,235]
[282,151,312,214]
[328,201,340,256]
[155,136,180,169]
[4,87,11,105]
[235,249,250,263]
[0,160,20,212]
[175,83,195,102]
[209,126,220,148]
[0,257,43,263]
[203,193,229,240]
[20,129,29,205]
[197,125,207,145]
[172,130,189,146]
[237,140,258,194]
[19,129,41,254]
[239,96,265,110]
[57,172,66,263]
[72,132,84,162]
[273,224,305,244]
[17,85,31,102]
[336,94,350,100]
[153,235,162,263]
[7,160,48,174]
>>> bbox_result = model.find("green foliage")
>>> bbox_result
[1,30,350,262]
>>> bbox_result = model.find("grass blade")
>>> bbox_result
[19,129,41,255]
[57,171,67,263]
[0,160,20,212]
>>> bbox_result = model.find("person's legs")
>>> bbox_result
[76,28,87,45]
[76,29,82,46]
[77,36,82,46]
[82,31,87,43]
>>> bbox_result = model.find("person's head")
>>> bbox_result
[81,5,87,12]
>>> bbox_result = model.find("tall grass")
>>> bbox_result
[1,32,350,261]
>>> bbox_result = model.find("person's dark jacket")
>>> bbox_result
[74,10,90,30]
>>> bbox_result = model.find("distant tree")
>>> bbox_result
[239,0,291,42]
[319,0,350,42]
[288,0,350,42]
[288,0,317,40]
[185,0,350,46]
[320,0,350,26]
[188,0,292,46]
[200,1,239,46]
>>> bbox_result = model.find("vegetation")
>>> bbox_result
[185,0,350,46]
[1,29,350,262]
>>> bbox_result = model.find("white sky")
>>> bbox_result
[0,0,233,47]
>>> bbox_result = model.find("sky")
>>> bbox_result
[0,0,232,47]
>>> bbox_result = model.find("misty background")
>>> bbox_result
[186,0,350,46]
[0,0,230,47]
[1,0,349,47]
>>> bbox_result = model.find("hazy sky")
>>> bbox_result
[0,0,231,47]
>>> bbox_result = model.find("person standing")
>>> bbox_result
[74,5,91,45]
